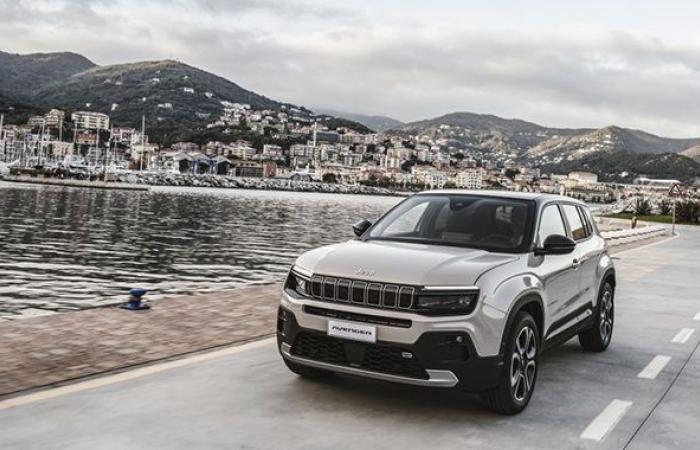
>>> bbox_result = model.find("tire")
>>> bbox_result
[579,282,614,352]
[481,311,539,415]
[283,358,333,379]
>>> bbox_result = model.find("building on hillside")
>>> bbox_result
[262,144,284,159]
[28,116,45,127]
[75,131,98,146]
[44,109,65,127]
[568,171,598,185]
[455,170,483,189]
[111,127,136,145]
[72,111,110,130]
[171,142,200,153]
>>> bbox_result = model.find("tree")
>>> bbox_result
[658,199,672,216]
[676,200,700,224]
[634,197,652,216]
[322,173,338,184]
[505,168,519,180]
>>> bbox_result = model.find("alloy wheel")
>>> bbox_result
[510,326,537,402]
[599,289,614,345]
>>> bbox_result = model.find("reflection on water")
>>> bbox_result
[0,182,400,317]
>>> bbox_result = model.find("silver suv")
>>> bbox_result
[277,191,615,414]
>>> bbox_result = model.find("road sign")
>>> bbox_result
[668,183,684,197]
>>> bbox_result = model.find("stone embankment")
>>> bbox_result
[114,172,404,196]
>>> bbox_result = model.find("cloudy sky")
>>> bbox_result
[3,0,700,136]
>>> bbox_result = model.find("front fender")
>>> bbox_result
[477,272,549,356]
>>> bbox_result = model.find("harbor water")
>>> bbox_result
[0,181,400,318]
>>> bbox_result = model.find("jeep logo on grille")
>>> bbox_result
[354,268,376,277]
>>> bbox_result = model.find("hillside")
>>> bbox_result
[396,112,586,154]
[0,52,371,143]
[541,151,700,182]
[314,108,402,131]
[0,51,96,102]
[397,112,700,181]
[530,126,700,160]
[34,60,287,132]
[681,145,700,162]
[0,91,40,121]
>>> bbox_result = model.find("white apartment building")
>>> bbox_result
[262,144,284,159]
[71,111,110,130]
[455,170,483,189]
[111,127,136,144]
[44,109,65,127]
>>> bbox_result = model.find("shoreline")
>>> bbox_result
[2,173,408,196]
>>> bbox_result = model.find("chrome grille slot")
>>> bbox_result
[351,281,367,304]
[310,275,324,298]
[399,287,414,309]
[323,277,337,300]
[367,283,382,306]
[337,279,351,302]
[383,285,398,308]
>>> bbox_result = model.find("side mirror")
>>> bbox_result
[352,219,373,237]
[535,234,576,255]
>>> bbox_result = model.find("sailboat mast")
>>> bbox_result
[140,115,145,171]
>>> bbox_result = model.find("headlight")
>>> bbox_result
[286,266,312,297]
[415,291,479,315]
[294,274,309,295]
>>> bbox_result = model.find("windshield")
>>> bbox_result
[366,194,535,253]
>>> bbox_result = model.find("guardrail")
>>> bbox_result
[601,225,668,247]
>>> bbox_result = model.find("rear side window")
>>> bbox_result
[578,206,596,236]
[538,205,566,244]
[562,204,588,241]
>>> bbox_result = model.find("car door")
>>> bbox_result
[535,203,582,334]
[570,205,601,307]
[560,204,595,312]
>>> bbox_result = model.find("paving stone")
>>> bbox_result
[0,284,280,397]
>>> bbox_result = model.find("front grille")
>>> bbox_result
[309,275,415,311]
[291,332,429,380]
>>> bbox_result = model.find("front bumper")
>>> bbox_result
[277,303,503,392]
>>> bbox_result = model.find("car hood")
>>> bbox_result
[295,240,520,287]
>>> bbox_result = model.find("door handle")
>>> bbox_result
[572,258,581,269]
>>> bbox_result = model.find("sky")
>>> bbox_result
[3,0,700,137]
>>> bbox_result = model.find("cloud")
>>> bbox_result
[2,0,700,136]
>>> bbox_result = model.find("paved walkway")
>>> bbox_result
[0,285,279,397]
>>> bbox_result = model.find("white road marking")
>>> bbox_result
[671,328,695,344]
[580,400,634,442]
[637,355,671,379]
[0,337,275,411]
[694,311,700,321]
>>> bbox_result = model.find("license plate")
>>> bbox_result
[327,320,376,343]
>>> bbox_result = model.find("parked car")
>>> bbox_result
[277,191,615,414]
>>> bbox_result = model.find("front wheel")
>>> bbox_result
[481,311,539,415]
[579,282,614,352]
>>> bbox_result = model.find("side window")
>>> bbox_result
[562,204,588,241]
[538,205,566,244]
[382,201,429,236]
[578,206,595,236]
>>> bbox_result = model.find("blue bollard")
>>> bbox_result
[120,288,150,310]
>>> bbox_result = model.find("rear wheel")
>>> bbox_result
[579,282,614,352]
[481,311,539,415]
[283,358,333,379]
